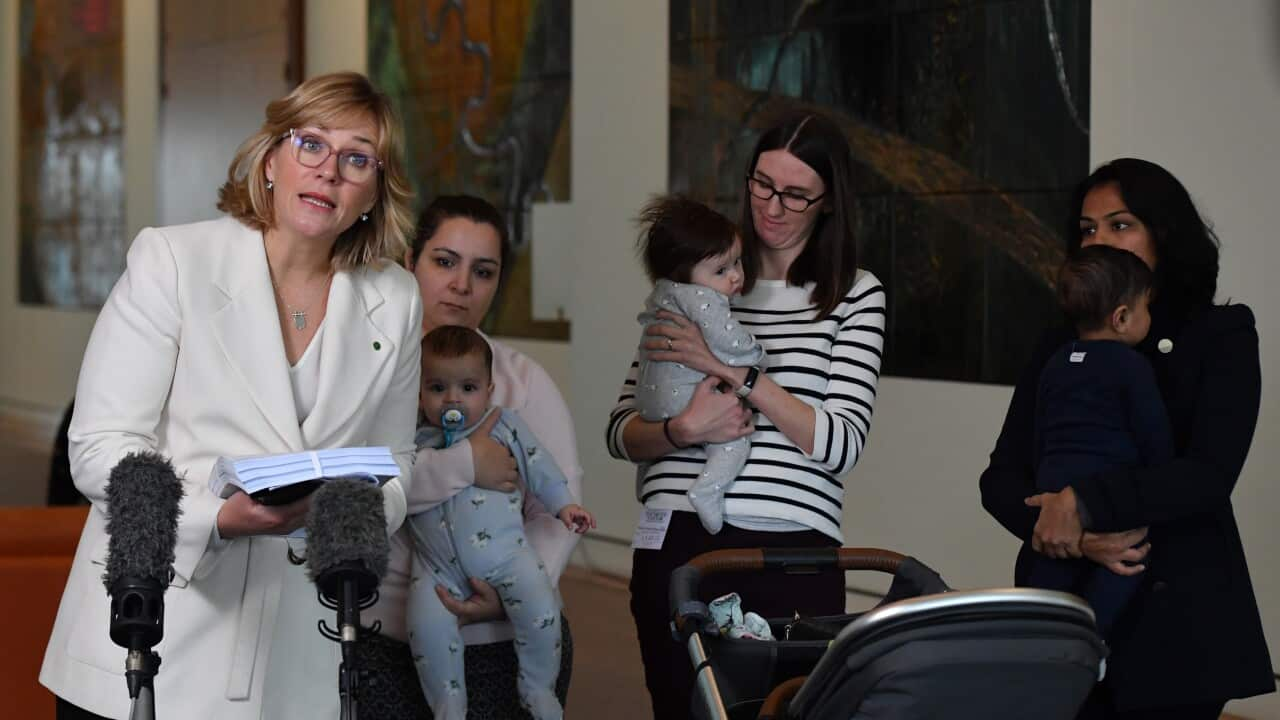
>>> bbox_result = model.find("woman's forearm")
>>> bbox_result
[405,442,476,515]
[620,414,683,462]
[741,372,815,454]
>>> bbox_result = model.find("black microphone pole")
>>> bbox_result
[335,569,371,720]
[303,479,389,720]
[102,452,185,720]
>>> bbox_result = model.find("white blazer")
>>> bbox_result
[40,216,422,719]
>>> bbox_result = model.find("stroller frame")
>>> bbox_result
[671,547,1106,720]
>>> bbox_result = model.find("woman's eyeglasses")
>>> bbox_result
[746,176,824,212]
[283,129,382,184]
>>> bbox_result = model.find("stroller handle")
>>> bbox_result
[689,547,905,575]
[670,548,908,638]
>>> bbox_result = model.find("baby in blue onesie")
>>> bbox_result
[406,325,594,720]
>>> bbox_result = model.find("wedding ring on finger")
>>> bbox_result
[667,338,674,351]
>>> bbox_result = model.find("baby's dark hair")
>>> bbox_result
[636,194,746,285]
[421,325,493,377]
[1057,245,1154,332]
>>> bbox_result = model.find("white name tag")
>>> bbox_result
[631,507,673,550]
[1069,351,1087,363]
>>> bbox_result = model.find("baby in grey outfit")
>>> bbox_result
[634,196,764,533]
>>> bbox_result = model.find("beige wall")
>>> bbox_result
[1087,4,1280,715]
[305,0,366,77]
[1,1,1275,712]
[157,1,295,227]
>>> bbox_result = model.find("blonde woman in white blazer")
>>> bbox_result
[40,72,421,720]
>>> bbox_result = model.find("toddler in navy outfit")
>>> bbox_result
[1029,244,1173,635]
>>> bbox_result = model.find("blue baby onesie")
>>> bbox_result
[406,408,575,720]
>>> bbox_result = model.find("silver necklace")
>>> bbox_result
[269,269,332,331]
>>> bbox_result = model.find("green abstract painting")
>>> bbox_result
[370,0,571,340]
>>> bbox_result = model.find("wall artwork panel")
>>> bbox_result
[18,0,125,308]
[370,0,571,340]
[671,0,1090,383]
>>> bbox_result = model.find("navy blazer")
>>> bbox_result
[980,301,1273,710]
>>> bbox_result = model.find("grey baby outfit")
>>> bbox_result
[406,407,575,720]
[636,279,765,533]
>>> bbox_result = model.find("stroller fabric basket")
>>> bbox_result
[670,548,1107,720]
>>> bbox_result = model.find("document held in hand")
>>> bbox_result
[210,446,399,505]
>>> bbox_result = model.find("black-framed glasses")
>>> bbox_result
[746,176,824,212]
[283,129,383,184]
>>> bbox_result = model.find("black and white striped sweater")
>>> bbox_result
[606,270,886,541]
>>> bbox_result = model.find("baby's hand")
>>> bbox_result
[557,504,597,534]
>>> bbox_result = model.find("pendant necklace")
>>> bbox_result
[270,268,333,331]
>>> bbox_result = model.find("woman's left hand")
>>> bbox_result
[643,311,737,384]
[1081,528,1150,575]
[435,577,507,625]
[1026,487,1084,559]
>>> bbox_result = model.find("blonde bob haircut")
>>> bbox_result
[216,71,414,269]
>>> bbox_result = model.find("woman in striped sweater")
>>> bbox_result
[606,112,886,719]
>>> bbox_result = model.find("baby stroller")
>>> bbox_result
[669,547,1107,720]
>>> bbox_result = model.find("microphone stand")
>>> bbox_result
[338,581,361,720]
[316,571,381,720]
[126,649,161,720]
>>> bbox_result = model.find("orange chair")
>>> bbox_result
[0,506,89,720]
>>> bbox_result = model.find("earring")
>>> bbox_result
[361,213,369,222]
[266,180,274,191]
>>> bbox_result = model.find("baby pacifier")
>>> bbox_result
[441,407,466,447]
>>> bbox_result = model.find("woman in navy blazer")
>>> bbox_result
[41,72,422,720]
[981,158,1273,718]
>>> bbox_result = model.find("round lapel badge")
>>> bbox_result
[1157,338,1173,354]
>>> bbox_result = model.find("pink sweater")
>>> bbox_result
[367,334,584,645]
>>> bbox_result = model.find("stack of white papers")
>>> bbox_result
[210,446,399,506]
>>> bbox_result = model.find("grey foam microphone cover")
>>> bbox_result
[305,478,389,591]
[102,451,185,592]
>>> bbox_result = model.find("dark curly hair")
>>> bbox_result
[636,194,742,285]
[1057,245,1154,333]
[421,325,493,377]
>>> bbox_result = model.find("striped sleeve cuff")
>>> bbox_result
[605,407,638,461]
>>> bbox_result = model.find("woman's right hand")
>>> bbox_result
[215,490,312,539]
[1080,528,1151,575]
[470,411,519,493]
[436,578,507,625]
[669,376,754,447]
